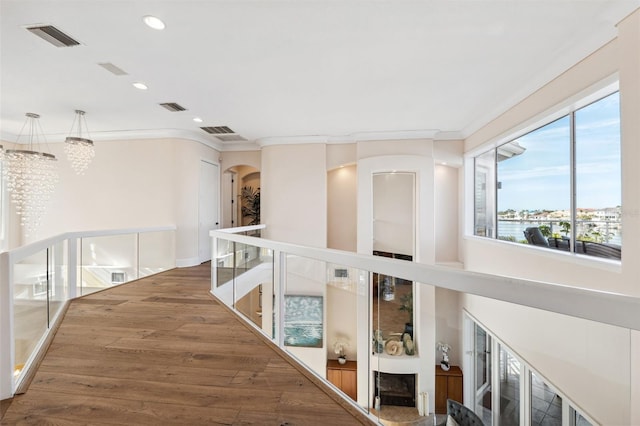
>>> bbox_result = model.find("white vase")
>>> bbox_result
[338,356,347,364]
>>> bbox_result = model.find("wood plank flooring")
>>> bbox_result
[1,264,371,425]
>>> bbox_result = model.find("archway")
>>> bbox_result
[222,165,260,228]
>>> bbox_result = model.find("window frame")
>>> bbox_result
[470,82,621,262]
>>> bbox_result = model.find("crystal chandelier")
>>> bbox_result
[64,109,95,174]
[3,113,58,231]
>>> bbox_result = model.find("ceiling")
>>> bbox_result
[1,1,639,151]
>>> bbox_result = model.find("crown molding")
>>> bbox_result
[1,128,226,151]
[2,127,461,151]
[257,129,443,147]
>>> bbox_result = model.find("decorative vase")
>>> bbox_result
[403,333,415,356]
[338,356,347,365]
[404,323,413,339]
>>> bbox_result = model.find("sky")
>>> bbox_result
[496,92,621,212]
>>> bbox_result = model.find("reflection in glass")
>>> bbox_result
[575,92,622,258]
[474,323,492,425]
[574,410,594,426]
[499,345,521,425]
[80,234,137,296]
[139,231,175,279]
[49,241,68,322]
[531,371,562,426]
[13,251,48,383]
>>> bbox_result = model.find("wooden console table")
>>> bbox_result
[327,360,357,400]
[435,365,463,414]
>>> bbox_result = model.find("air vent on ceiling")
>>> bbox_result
[159,102,187,112]
[200,126,235,135]
[98,62,128,76]
[215,134,247,142]
[26,25,80,47]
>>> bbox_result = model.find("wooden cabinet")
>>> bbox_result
[327,360,357,400]
[435,365,463,414]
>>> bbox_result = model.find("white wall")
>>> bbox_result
[326,284,358,360]
[29,139,174,243]
[327,165,357,251]
[435,164,459,263]
[221,150,260,171]
[13,138,219,265]
[435,288,461,367]
[261,144,327,247]
[326,143,356,170]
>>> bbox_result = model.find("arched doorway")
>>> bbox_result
[222,165,260,228]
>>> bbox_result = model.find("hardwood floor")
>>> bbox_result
[1,263,371,425]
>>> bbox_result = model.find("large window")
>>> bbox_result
[474,91,622,260]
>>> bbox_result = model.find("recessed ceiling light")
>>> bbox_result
[143,15,165,30]
[193,117,203,123]
[132,82,148,90]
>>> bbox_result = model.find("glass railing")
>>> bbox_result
[0,226,176,398]
[497,218,622,260]
[210,225,640,425]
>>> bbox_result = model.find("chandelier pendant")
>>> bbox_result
[2,113,58,231]
[65,110,95,174]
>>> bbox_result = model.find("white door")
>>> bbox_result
[199,160,220,263]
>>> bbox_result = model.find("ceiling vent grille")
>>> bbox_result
[200,126,235,135]
[215,134,247,142]
[159,102,187,112]
[26,25,80,47]
[98,62,128,76]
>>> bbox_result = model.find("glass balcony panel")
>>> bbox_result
[138,230,175,279]
[13,250,48,383]
[499,345,521,425]
[49,240,68,323]
[234,243,273,335]
[282,254,371,413]
[282,254,326,374]
[213,238,235,305]
[80,234,137,296]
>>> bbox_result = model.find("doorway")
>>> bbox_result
[198,160,220,263]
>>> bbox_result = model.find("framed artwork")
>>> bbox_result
[284,295,323,348]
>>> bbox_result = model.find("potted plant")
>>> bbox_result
[240,186,260,226]
[437,342,451,371]
[399,292,413,338]
[333,341,349,364]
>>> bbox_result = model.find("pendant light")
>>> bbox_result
[64,109,95,174]
[3,113,58,230]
